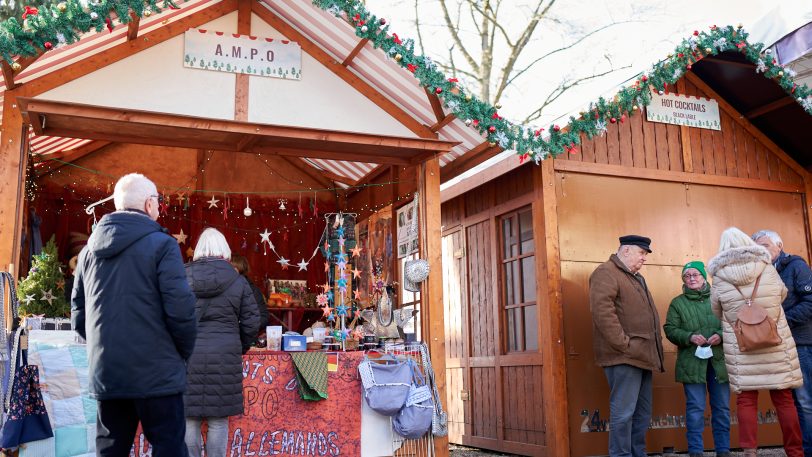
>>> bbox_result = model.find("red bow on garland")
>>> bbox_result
[22,6,38,19]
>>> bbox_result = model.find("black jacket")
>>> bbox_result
[185,258,259,417]
[71,210,197,400]
[776,251,812,345]
[243,275,269,342]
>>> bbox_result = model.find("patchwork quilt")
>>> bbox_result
[19,330,95,457]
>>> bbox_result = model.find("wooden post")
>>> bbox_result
[803,172,812,262]
[419,156,449,456]
[235,0,251,121]
[533,159,570,456]
[676,79,693,173]
[0,90,29,279]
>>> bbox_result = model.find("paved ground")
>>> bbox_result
[448,444,789,456]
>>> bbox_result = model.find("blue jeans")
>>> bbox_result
[604,364,652,457]
[683,363,731,454]
[794,345,812,457]
[185,417,229,457]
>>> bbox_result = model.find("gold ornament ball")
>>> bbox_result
[144,9,151,16]
[632,105,639,111]
[494,103,502,109]
[394,53,402,62]
[778,71,784,77]
[11,62,21,72]
[489,142,497,147]
[705,47,712,53]
[464,94,472,102]
[57,2,67,11]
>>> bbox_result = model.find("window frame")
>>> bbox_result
[497,205,537,353]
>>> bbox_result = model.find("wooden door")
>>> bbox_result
[443,194,547,456]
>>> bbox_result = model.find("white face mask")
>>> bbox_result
[695,345,713,359]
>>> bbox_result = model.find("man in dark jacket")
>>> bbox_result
[590,235,664,457]
[72,173,197,457]
[754,229,812,456]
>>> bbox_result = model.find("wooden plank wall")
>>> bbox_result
[559,80,804,187]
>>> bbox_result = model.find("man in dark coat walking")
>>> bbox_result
[72,173,197,457]
[754,229,812,457]
[590,235,664,457]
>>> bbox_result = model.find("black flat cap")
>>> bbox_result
[619,235,652,253]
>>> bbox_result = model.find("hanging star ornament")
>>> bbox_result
[173,229,188,244]
[336,304,348,316]
[324,261,330,273]
[56,279,65,290]
[207,196,220,208]
[327,313,336,322]
[277,257,290,270]
[259,229,272,245]
[317,294,329,307]
[21,294,35,306]
[336,226,345,238]
[322,283,331,293]
[41,289,55,305]
[350,245,362,258]
[351,268,361,279]
[321,305,333,317]
[353,289,362,301]
[297,259,309,272]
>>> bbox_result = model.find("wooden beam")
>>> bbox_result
[1,60,17,90]
[126,12,140,41]
[250,146,410,165]
[440,141,502,183]
[2,49,45,90]
[15,0,238,98]
[804,175,812,266]
[341,38,368,66]
[685,72,807,178]
[0,91,29,279]
[533,158,570,457]
[554,158,804,193]
[235,0,251,121]
[251,2,437,140]
[278,156,333,189]
[316,167,357,187]
[745,96,795,119]
[426,88,445,123]
[418,156,449,457]
[429,113,455,133]
[35,141,111,176]
[236,135,261,151]
[676,79,693,173]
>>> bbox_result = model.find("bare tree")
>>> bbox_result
[413,0,637,124]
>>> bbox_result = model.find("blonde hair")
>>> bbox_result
[193,228,232,261]
[718,227,757,252]
[113,173,157,211]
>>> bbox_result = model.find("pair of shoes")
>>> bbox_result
[716,452,731,457]
[742,449,758,457]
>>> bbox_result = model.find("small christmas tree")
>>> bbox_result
[17,235,69,317]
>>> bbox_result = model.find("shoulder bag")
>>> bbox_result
[733,274,782,352]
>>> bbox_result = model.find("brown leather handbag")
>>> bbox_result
[733,274,782,352]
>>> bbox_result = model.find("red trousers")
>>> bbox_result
[737,389,803,457]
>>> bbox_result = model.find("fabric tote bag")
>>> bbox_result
[0,328,53,449]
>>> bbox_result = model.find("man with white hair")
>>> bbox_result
[589,235,664,457]
[72,173,197,456]
[753,229,812,456]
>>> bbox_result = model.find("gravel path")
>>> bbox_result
[448,444,789,456]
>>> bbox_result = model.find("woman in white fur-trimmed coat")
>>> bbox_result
[708,227,803,457]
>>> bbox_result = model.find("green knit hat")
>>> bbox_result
[682,261,707,280]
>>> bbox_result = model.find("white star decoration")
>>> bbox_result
[297,259,309,271]
[260,229,272,245]
[173,229,188,245]
[22,294,35,306]
[207,196,220,209]
[277,257,291,268]
[41,289,54,305]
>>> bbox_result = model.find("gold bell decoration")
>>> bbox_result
[11,62,22,72]
[57,2,67,12]
[394,53,402,62]
[143,8,152,16]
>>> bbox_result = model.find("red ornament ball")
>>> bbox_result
[641,75,648,82]
[678,52,684,58]
[686,64,692,70]
[620,114,627,123]
[693,30,699,36]
[610,117,617,124]
[435,87,442,94]
[488,126,496,133]
[44,41,52,50]
[379,18,386,25]
[553,125,560,132]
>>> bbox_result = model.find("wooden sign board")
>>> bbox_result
[646,91,720,130]
[184,29,302,80]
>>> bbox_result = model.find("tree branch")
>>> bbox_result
[413,0,425,55]
[439,0,480,74]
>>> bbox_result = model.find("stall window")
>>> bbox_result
[400,252,422,341]
[499,207,538,352]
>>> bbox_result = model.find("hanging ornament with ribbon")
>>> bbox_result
[243,197,252,217]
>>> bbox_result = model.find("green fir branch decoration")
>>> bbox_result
[0,0,809,164]
[310,1,812,162]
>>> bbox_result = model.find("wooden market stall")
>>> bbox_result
[0,0,520,455]
[438,32,812,456]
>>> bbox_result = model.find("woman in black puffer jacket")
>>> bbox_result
[184,228,259,457]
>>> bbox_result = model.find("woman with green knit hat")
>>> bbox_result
[664,261,730,457]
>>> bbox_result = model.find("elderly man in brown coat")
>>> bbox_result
[589,235,665,457]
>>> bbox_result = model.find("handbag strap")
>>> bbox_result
[419,342,445,415]
[4,327,24,412]
[734,273,763,307]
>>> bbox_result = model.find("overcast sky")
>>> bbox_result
[367,0,791,128]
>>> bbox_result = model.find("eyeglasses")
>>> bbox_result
[149,195,164,203]
[682,273,703,279]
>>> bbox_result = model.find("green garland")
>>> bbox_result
[1,0,810,163]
